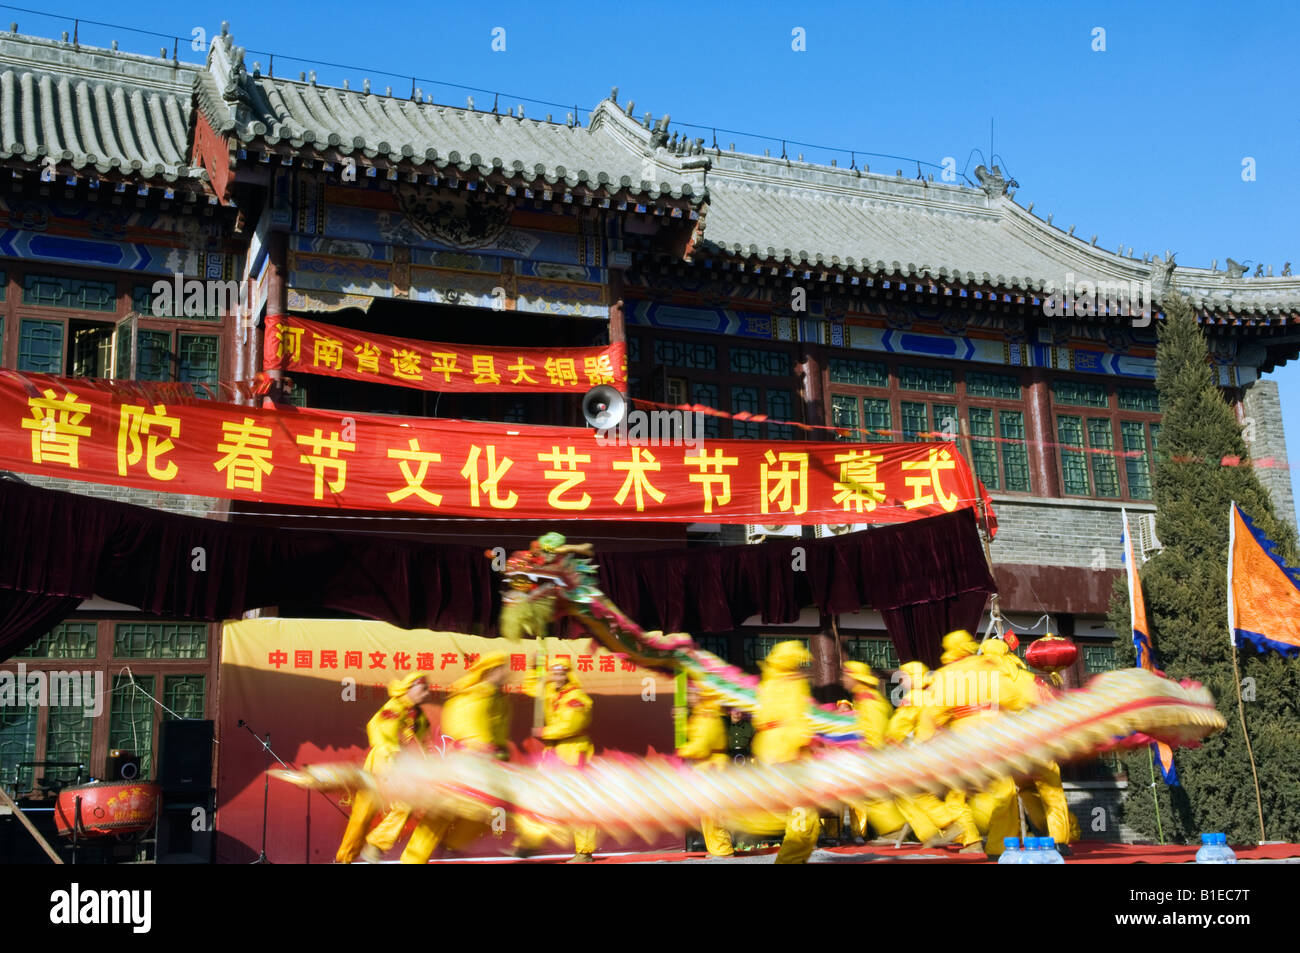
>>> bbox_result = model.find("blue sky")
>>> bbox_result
[14,0,1299,517]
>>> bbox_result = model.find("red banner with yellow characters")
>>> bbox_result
[0,371,992,525]
[263,314,626,394]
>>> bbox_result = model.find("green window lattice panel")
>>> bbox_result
[731,385,761,439]
[832,394,859,441]
[0,704,37,791]
[18,318,63,373]
[653,339,716,370]
[844,638,899,670]
[1117,387,1159,413]
[1082,643,1118,675]
[114,623,208,659]
[828,358,888,388]
[109,674,155,778]
[965,371,1022,400]
[23,274,116,312]
[1122,421,1153,500]
[898,365,955,394]
[1088,418,1120,497]
[1057,416,1090,495]
[744,637,811,669]
[163,676,206,720]
[767,389,794,440]
[862,398,892,442]
[18,622,98,659]
[729,346,791,377]
[1000,411,1031,492]
[1053,379,1109,408]
[45,704,93,785]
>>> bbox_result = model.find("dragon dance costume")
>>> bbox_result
[677,682,735,857]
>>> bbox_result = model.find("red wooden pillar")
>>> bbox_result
[1025,369,1059,496]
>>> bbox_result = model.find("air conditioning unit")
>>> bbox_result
[745,524,804,543]
[814,523,871,539]
[1134,513,1164,561]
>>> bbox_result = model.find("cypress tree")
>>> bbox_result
[1107,293,1300,844]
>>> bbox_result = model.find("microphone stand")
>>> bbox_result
[238,719,288,865]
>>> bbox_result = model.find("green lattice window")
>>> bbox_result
[114,623,208,659]
[0,704,37,791]
[179,334,220,389]
[743,637,810,669]
[862,398,892,442]
[1058,416,1090,495]
[135,329,172,381]
[1150,423,1161,454]
[109,674,155,778]
[1117,386,1159,413]
[23,274,117,312]
[832,395,859,441]
[1122,421,1154,500]
[693,382,722,439]
[965,371,1022,400]
[731,385,762,439]
[45,704,93,786]
[901,402,955,440]
[1053,379,1108,408]
[163,676,206,720]
[18,318,63,373]
[828,358,888,388]
[1000,411,1031,492]
[627,336,640,365]
[767,389,794,440]
[0,268,6,300]
[729,346,790,377]
[1088,418,1120,497]
[970,408,1000,489]
[1082,643,1118,675]
[653,339,716,370]
[18,622,97,659]
[898,365,955,394]
[843,637,899,670]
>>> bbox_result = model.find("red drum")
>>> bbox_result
[54,781,161,838]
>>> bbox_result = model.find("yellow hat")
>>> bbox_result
[941,629,978,664]
[548,656,573,672]
[762,640,813,674]
[451,652,508,692]
[982,639,1009,657]
[387,672,427,698]
[843,661,879,687]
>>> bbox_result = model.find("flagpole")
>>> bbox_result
[1145,744,1165,845]
[1123,508,1165,832]
[1228,502,1268,845]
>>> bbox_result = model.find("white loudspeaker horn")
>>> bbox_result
[583,386,627,430]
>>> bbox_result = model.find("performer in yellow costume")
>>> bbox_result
[335,672,441,864]
[734,640,822,864]
[841,661,909,841]
[517,657,599,862]
[400,652,513,863]
[676,679,734,857]
[883,660,966,846]
[1000,641,1073,852]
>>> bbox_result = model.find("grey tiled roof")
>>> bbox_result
[0,32,205,185]
[697,151,1300,320]
[200,31,706,204]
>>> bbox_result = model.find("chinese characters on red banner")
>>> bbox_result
[2,372,991,526]
[264,314,626,394]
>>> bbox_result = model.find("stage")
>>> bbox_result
[400,840,1300,864]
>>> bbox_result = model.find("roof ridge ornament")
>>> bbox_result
[973,163,1011,197]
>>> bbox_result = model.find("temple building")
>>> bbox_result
[1,22,1297,852]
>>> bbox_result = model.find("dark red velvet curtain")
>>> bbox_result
[596,510,995,664]
[0,480,995,664]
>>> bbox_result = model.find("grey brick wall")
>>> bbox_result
[8,473,221,520]
[1066,782,1142,843]
[988,496,1154,569]
[1241,379,1296,531]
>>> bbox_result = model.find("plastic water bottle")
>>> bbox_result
[1196,833,1224,863]
[1020,837,1040,864]
[998,837,1022,864]
[1041,837,1065,864]
[1216,833,1237,864]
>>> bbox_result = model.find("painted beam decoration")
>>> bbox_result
[264,314,626,394]
[2,372,990,524]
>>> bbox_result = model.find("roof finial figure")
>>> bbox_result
[973,164,1010,196]
[610,86,619,103]
[1284,262,1292,277]
[1226,258,1249,279]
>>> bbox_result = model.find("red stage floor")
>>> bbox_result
[424,840,1300,864]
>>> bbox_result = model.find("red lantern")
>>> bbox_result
[1025,633,1078,673]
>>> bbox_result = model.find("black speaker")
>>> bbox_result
[106,749,141,781]
[156,791,214,864]
[157,719,214,794]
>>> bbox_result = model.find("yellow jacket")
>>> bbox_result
[362,674,429,772]
[917,641,1047,741]
[677,695,730,766]
[752,674,813,765]
[853,687,893,749]
[442,683,509,756]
